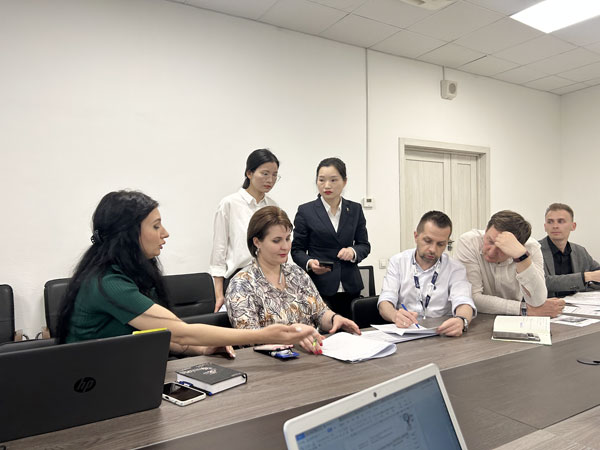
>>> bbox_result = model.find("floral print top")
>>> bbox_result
[225,261,329,329]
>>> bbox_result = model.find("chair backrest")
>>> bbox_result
[164,273,215,318]
[183,312,231,328]
[358,265,376,297]
[0,284,15,343]
[350,296,389,329]
[44,278,71,337]
[0,338,58,354]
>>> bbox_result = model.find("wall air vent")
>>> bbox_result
[398,0,456,11]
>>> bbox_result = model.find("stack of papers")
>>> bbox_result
[321,332,396,363]
[551,315,600,327]
[371,324,438,337]
[492,316,552,345]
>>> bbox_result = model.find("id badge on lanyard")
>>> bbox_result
[412,257,441,319]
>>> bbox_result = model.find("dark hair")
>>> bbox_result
[242,149,279,189]
[545,203,574,220]
[486,210,531,245]
[315,157,347,181]
[247,206,293,256]
[57,190,167,343]
[416,211,453,235]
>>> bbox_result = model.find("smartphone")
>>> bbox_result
[254,344,300,360]
[492,331,540,342]
[162,382,206,406]
[318,260,334,269]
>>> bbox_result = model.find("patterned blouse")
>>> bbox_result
[225,261,329,329]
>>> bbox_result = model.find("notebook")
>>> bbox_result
[0,330,171,443]
[283,363,467,450]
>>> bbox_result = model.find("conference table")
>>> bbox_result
[6,313,600,450]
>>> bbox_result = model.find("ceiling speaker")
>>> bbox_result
[441,80,457,100]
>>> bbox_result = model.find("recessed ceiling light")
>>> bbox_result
[511,0,600,33]
[397,0,456,11]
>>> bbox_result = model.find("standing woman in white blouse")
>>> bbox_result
[210,149,280,312]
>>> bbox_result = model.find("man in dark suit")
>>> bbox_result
[291,158,370,319]
[540,203,600,297]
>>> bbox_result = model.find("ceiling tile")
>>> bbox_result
[259,0,347,34]
[553,16,600,47]
[309,0,369,12]
[551,83,590,95]
[464,0,541,15]
[184,0,278,20]
[419,43,485,68]
[454,18,541,54]
[527,48,600,75]
[320,13,399,47]
[371,29,445,58]
[353,0,434,28]
[493,65,546,84]
[407,1,503,42]
[494,35,576,65]
[583,77,600,86]
[586,42,600,55]
[559,62,600,82]
[525,76,576,91]
[459,55,517,76]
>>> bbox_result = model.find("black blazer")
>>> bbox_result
[291,197,370,297]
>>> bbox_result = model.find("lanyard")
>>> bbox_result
[412,255,441,319]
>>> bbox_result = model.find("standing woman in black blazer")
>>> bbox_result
[291,158,370,318]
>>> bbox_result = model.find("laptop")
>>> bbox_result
[0,330,171,443]
[283,363,467,450]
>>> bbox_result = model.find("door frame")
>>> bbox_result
[399,138,490,250]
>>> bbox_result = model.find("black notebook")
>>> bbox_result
[176,362,247,395]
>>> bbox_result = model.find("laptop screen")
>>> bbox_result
[293,375,462,450]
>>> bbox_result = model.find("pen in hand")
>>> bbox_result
[400,303,420,328]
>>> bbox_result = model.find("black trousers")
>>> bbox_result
[321,291,360,320]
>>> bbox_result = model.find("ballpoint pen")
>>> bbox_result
[400,303,420,328]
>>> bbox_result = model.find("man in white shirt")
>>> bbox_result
[378,211,476,337]
[456,210,564,317]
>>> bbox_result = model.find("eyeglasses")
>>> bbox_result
[257,171,281,182]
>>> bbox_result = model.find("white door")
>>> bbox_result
[402,149,481,253]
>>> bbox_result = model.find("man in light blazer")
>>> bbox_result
[540,203,600,297]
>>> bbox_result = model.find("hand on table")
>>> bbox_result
[527,298,565,318]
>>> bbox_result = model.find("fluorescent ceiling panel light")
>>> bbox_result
[511,0,600,33]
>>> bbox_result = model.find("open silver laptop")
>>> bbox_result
[283,363,467,450]
[0,330,170,443]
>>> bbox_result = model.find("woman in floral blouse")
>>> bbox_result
[225,206,360,354]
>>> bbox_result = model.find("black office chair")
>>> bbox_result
[358,265,376,297]
[350,296,389,329]
[184,312,231,328]
[0,284,16,343]
[164,273,216,318]
[44,278,70,338]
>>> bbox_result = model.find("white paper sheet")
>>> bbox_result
[321,332,396,363]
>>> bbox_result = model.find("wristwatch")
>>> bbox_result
[513,251,530,263]
[455,315,469,332]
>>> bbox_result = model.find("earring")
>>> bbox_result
[256,247,260,255]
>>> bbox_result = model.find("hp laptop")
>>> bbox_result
[0,330,170,443]
[283,363,467,450]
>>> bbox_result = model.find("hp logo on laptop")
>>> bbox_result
[73,377,97,393]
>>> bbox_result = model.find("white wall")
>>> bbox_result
[560,85,600,258]
[0,0,567,335]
